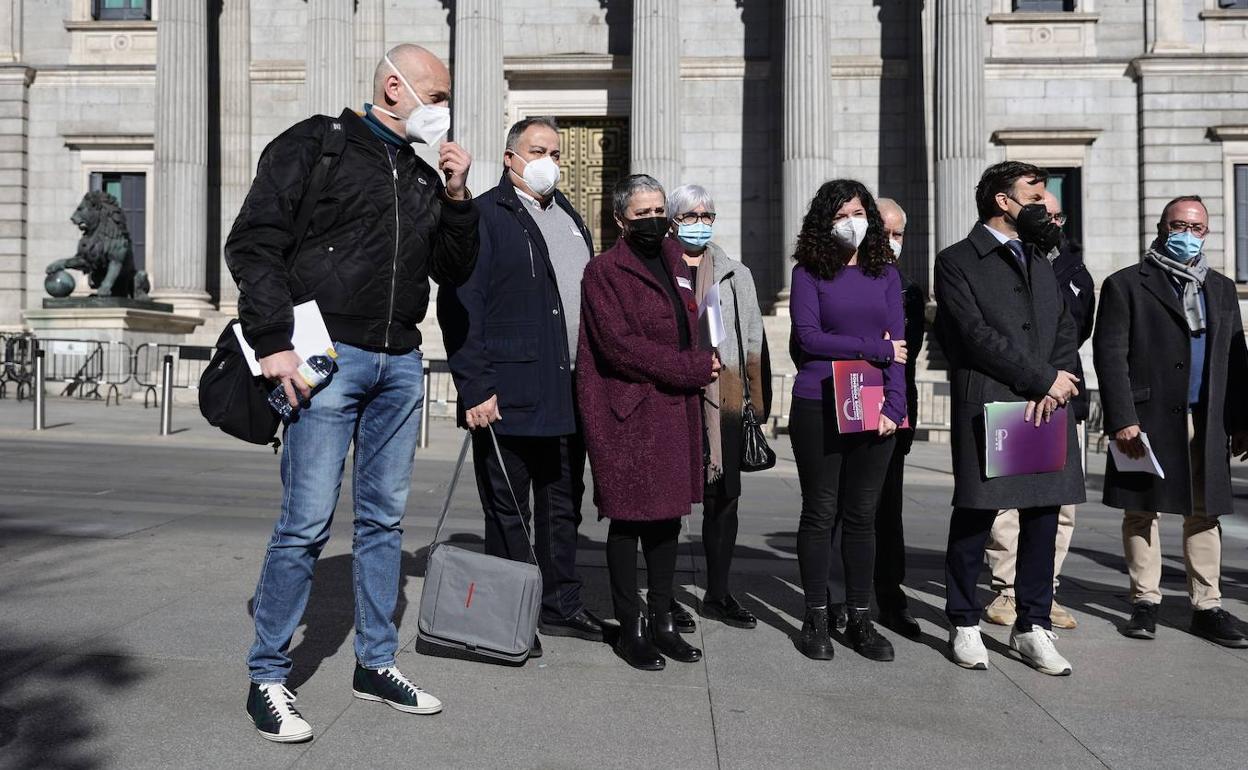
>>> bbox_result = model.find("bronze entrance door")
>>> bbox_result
[555,117,629,255]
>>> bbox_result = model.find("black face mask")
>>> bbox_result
[624,215,668,258]
[1013,201,1063,254]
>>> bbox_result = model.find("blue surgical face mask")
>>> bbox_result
[676,222,713,249]
[1164,231,1204,263]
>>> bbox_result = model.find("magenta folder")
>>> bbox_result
[982,401,1068,479]
[830,360,909,434]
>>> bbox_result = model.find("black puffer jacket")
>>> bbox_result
[225,108,479,357]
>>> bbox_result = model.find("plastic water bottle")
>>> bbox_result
[268,347,338,422]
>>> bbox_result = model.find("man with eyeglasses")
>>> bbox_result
[984,190,1095,631]
[1093,195,1248,648]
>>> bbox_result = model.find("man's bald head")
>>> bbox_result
[372,44,451,109]
[877,197,906,252]
[1041,190,1061,217]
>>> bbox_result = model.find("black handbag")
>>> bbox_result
[731,283,776,472]
[198,117,345,448]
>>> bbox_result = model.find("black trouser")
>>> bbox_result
[472,429,586,620]
[789,397,895,610]
[701,494,740,603]
[944,506,1058,631]
[826,439,911,610]
[606,518,681,619]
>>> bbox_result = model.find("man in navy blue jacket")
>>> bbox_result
[438,117,604,652]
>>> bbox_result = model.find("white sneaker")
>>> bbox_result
[246,682,314,743]
[949,625,989,670]
[1010,625,1072,676]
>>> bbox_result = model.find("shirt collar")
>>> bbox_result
[513,185,554,210]
[982,223,1014,245]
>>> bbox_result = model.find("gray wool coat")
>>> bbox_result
[1093,259,1248,517]
[933,223,1086,510]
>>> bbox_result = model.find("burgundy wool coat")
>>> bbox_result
[576,237,714,521]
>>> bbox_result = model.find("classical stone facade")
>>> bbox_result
[0,0,1246,377]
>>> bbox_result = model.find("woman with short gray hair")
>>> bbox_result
[665,184,768,632]
[577,174,721,671]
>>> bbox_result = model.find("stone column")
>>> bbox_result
[151,0,211,311]
[306,0,354,116]
[0,65,31,328]
[218,0,250,311]
[779,0,832,308]
[630,0,681,189]
[453,0,505,194]
[355,0,386,101]
[1151,0,1190,52]
[934,0,986,254]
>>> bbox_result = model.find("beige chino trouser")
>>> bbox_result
[1121,414,1222,610]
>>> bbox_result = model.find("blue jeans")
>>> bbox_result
[248,343,424,683]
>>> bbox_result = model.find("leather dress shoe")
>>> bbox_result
[614,612,665,671]
[540,608,605,642]
[670,600,697,634]
[530,635,543,658]
[878,606,922,640]
[700,595,757,629]
[648,610,703,663]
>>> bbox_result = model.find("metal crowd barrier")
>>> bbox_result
[1,331,36,401]
[34,338,134,404]
[767,374,955,440]
[418,359,457,449]
[133,343,213,407]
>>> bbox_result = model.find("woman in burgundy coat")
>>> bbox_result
[577,174,721,671]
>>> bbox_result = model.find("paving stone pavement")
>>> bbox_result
[0,398,1246,769]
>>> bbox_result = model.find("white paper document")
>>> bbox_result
[698,281,726,348]
[1108,431,1165,479]
[233,299,335,377]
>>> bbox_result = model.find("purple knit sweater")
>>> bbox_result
[790,263,907,425]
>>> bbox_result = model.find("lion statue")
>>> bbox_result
[45,190,150,299]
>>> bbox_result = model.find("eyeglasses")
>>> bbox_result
[1049,212,1066,226]
[1167,220,1209,237]
[673,212,716,225]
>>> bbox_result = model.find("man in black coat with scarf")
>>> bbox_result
[1093,195,1248,648]
[934,161,1085,677]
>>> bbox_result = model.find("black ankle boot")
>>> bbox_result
[614,612,665,671]
[800,607,834,660]
[648,610,703,663]
[847,607,894,661]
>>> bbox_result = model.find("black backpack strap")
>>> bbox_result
[287,116,347,267]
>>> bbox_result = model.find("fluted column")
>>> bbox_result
[306,0,354,116]
[453,0,505,193]
[630,0,681,189]
[355,0,386,101]
[934,0,986,254]
[779,0,832,308]
[218,0,250,310]
[151,0,211,310]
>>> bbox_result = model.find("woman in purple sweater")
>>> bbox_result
[789,179,908,662]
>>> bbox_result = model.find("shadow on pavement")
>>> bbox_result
[0,640,147,770]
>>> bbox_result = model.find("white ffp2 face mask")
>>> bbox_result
[374,54,450,145]
[889,238,903,259]
[511,153,560,197]
[832,216,869,249]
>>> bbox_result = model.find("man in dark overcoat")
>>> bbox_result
[933,161,1085,677]
[1093,194,1248,648]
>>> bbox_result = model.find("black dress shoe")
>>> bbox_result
[614,612,665,671]
[530,635,543,658]
[670,600,697,634]
[701,595,757,629]
[1191,607,1248,648]
[878,606,922,640]
[648,610,703,662]
[540,608,605,642]
[799,607,834,661]
[1123,601,1158,640]
[847,608,894,661]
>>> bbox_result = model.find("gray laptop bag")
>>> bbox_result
[416,427,541,664]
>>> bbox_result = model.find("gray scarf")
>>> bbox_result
[1145,248,1207,333]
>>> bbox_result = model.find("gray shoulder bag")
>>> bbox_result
[416,426,542,665]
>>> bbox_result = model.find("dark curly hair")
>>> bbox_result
[792,179,892,280]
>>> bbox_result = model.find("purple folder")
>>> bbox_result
[983,401,1067,479]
